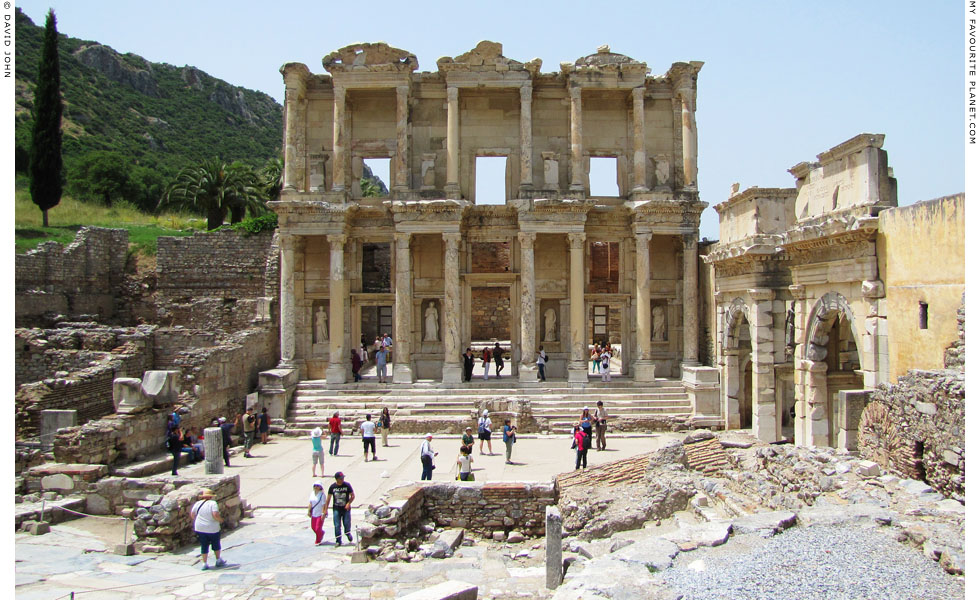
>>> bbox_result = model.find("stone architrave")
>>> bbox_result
[393,233,415,383]
[141,370,179,407]
[325,234,348,383]
[113,378,151,414]
[518,232,538,382]
[442,233,463,383]
[203,427,224,475]
[545,505,563,589]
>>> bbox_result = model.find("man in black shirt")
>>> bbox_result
[219,417,235,467]
[327,471,355,546]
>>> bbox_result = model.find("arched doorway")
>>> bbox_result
[722,298,753,430]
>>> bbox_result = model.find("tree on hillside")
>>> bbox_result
[159,158,262,230]
[261,157,283,203]
[68,150,134,207]
[28,9,63,227]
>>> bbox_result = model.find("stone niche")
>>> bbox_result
[415,298,443,379]
[311,299,330,351]
[540,299,561,348]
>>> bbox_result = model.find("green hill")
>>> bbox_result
[14,8,283,178]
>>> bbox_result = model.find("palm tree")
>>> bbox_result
[160,158,262,230]
[261,156,283,203]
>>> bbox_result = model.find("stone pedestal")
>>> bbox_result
[545,505,563,589]
[113,378,152,414]
[258,368,298,421]
[141,370,179,407]
[204,427,224,475]
[519,364,539,383]
[632,360,658,382]
[393,364,414,384]
[566,366,588,385]
[441,364,463,385]
[838,390,870,451]
[683,365,721,421]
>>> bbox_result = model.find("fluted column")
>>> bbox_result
[442,233,463,383]
[631,87,647,192]
[569,86,584,190]
[520,83,533,188]
[679,89,697,188]
[324,234,348,383]
[518,232,538,382]
[682,233,699,365]
[394,85,409,194]
[446,86,460,197]
[278,234,297,367]
[283,88,303,191]
[633,232,655,381]
[393,233,414,383]
[332,84,347,192]
[567,233,588,384]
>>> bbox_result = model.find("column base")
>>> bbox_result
[393,363,414,384]
[442,364,463,384]
[566,365,588,386]
[632,360,658,382]
[519,364,539,383]
[324,364,347,384]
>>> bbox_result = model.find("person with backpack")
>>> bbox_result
[537,345,548,381]
[599,347,612,382]
[308,481,327,545]
[477,409,493,455]
[192,488,225,570]
[456,445,475,481]
[240,408,256,458]
[481,346,492,380]
[502,418,517,464]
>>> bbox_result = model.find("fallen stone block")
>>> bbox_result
[396,580,477,600]
[609,536,680,572]
[856,460,880,477]
[660,521,732,549]
[114,542,135,556]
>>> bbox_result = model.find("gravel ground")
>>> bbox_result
[659,524,964,600]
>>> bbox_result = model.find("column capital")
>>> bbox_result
[517,231,537,246]
[447,85,459,102]
[569,85,582,100]
[632,86,645,103]
[567,232,586,249]
[634,232,652,246]
[442,232,462,245]
[327,233,347,246]
[520,83,533,103]
[789,284,807,300]
[394,232,412,248]
[682,232,698,249]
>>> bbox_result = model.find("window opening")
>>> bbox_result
[589,157,619,196]
[475,156,507,205]
[919,302,929,330]
[362,159,390,197]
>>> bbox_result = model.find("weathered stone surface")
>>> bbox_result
[40,473,74,491]
[660,521,732,549]
[609,536,680,571]
[731,511,797,537]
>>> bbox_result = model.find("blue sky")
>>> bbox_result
[15,0,968,240]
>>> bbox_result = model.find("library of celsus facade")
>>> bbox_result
[271,41,712,391]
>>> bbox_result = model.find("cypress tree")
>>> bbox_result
[29,9,63,227]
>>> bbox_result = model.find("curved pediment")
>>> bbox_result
[322,42,419,73]
[562,45,649,76]
[437,41,541,75]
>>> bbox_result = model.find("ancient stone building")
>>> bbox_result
[705,134,965,448]
[272,42,709,386]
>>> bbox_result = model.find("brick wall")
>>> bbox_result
[471,287,510,340]
[156,230,276,299]
[471,242,510,273]
[588,242,619,293]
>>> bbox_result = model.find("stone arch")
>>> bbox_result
[723,297,749,352]
[804,292,862,369]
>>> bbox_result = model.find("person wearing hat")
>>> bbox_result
[218,417,234,467]
[477,409,493,455]
[311,427,326,477]
[327,472,355,545]
[192,488,225,570]
[420,434,438,480]
[461,426,475,454]
[308,481,327,545]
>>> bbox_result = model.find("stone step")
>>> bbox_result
[294,381,685,393]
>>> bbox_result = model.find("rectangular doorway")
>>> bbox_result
[361,305,393,348]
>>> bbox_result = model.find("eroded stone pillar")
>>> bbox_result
[682,233,699,365]
[204,427,224,474]
[748,288,778,442]
[567,233,587,384]
[520,83,533,188]
[545,505,563,589]
[283,86,306,191]
[633,232,655,381]
[279,234,297,367]
[332,84,347,192]
[722,351,741,429]
[393,233,414,383]
[631,87,647,191]
[518,232,538,382]
[394,85,409,194]
[569,86,584,190]
[442,233,463,383]
[679,89,697,187]
[789,285,807,445]
[803,360,829,447]
[325,234,347,383]
[446,86,460,197]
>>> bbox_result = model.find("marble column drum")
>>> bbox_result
[442,233,463,383]
[682,233,699,365]
[631,87,647,192]
[518,232,538,382]
[633,232,656,381]
[393,233,414,383]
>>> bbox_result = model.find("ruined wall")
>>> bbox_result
[15,227,129,326]
[156,229,277,300]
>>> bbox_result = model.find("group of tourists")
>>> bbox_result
[165,406,273,476]
[590,341,615,381]
[572,400,609,469]
[351,333,394,383]
[462,342,507,381]
[310,408,393,477]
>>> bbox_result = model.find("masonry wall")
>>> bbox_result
[156,229,277,300]
[471,287,510,340]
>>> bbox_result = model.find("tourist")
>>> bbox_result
[351,348,363,382]
[308,481,327,545]
[359,413,378,461]
[481,346,492,380]
[502,418,517,464]
[456,445,474,481]
[372,335,382,363]
[219,417,234,467]
[493,342,505,377]
[591,344,600,373]
[375,340,388,383]
[463,348,475,382]
[420,433,438,480]
[259,407,270,444]
[311,426,326,478]
[328,411,342,455]
[461,426,475,453]
[192,488,225,570]
[579,407,593,447]
[382,332,393,362]
[599,347,612,382]
[181,427,202,462]
[594,400,609,451]
[327,472,355,546]
[379,407,392,447]
[536,345,547,381]
[573,425,589,470]
[167,409,181,436]
[477,409,493,455]
[240,408,256,458]
[167,423,183,476]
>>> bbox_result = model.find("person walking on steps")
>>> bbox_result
[477,409,493,455]
[328,412,342,456]
[537,346,548,381]
[594,400,609,451]
[482,346,492,380]
[192,489,226,570]
[327,472,355,546]
[375,340,388,383]
[379,407,392,447]
[420,433,438,480]
[503,419,517,464]
[308,481,327,545]
[493,342,505,377]
[311,426,327,478]
[359,414,378,461]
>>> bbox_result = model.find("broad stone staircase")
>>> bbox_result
[283,378,695,436]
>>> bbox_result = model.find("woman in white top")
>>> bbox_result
[457,445,475,481]
[599,349,612,382]
[309,481,327,545]
[477,409,493,455]
[192,488,225,570]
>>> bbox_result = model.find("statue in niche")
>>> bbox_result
[315,306,328,344]
[785,303,796,350]
[652,305,666,341]
[424,301,440,342]
[655,156,670,188]
[544,308,557,342]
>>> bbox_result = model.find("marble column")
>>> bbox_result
[631,87,647,192]
[393,233,414,383]
[278,234,297,367]
[569,86,584,190]
[682,233,699,365]
[283,87,306,191]
[567,233,588,384]
[679,89,697,188]
[446,86,460,197]
[442,233,463,383]
[518,232,538,382]
[324,234,348,383]
[332,84,347,192]
[633,232,656,381]
[520,83,533,188]
[394,85,409,194]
